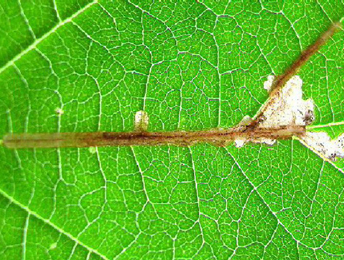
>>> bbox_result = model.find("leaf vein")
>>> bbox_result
[0,188,109,260]
[0,0,98,75]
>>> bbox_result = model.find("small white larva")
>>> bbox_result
[134,110,149,132]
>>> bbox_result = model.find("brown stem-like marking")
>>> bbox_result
[2,21,342,149]
[272,21,341,94]
[3,126,305,149]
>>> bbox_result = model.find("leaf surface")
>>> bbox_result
[1,1,344,259]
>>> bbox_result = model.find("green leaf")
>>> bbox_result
[1,1,344,259]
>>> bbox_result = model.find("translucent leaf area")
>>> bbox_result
[1,1,344,259]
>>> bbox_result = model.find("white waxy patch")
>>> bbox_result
[263,75,275,92]
[234,137,246,148]
[252,138,276,146]
[234,116,252,147]
[300,132,344,161]
[234,75,314,148]
[89,147,97,154]
[55,108,64,115]
[240,76,344,161]
[260,75,314,128]
[135,110,149,132]
[238,115,252,126]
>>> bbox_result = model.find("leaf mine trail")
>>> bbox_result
[2,125,306,149]
[2,21,344,161]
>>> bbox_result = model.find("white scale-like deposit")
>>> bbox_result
[260,75,314,128]
[235,75,344,161]
[135,110,149,132]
